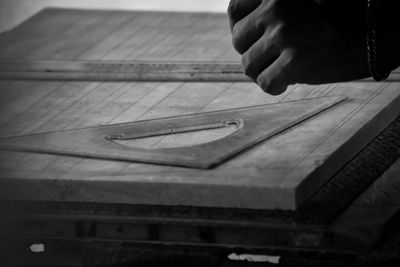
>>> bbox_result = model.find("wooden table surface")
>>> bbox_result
[0,8,400,210]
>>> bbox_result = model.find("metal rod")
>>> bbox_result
[1,59,398,82]
[0,59,251,82]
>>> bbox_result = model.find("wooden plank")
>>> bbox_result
[0,96,345,168]
[4,117,400,256]
[0,9,400,210]
[0,9,148,171]
[0,81,61,126]
[0,9,84,58]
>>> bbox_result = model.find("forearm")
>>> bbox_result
[318,0,400,75]
[378,1,400,73]
[315,0,366,35]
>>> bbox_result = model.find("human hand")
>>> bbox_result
[228,0,370,95]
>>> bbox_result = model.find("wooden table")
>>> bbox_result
[0,9,400,266]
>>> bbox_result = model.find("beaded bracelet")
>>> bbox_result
[366,0,389,81]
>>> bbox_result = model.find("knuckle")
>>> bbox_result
[281,48,297,67]
[232,19,265,54]
[266,0,282,15]
[269,0,280,8]
[272,23,294,45]
[275,23,289,36]
[252,16,266,33]
[231,24,251,54]
[227,0,239,18]
[269,0,290,12]
[231,32,243,53]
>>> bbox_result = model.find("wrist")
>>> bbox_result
[366,0,392,81]
[377,1,400,74]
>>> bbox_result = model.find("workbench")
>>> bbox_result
[0,9,400,266]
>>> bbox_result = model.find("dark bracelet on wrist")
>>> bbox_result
[366,0,389,81]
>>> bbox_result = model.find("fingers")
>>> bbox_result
[227,0,263,31]
[231,9,268,54]
[256,51,293,95]
[241,35,280,81]
[228,0,371,96]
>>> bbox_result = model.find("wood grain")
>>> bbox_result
[0,9,399,210]
[0,96,345,168]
